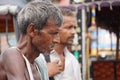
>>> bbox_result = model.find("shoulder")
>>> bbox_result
[65,48,77,60]
[64,48,79,64]
[1,47,25,70]
[68,52,78,62]
[2,47,22,61]
[0,47,26,79]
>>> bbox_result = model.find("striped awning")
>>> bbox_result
[61,0,120,10]
[78,0,120,10]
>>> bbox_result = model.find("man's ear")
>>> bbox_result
[27,23,38,37]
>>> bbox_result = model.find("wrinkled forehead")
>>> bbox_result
[64,16,76,21]
[63,16,77,25]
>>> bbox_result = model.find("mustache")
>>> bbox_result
[49,43,55,49]
[43,44,55,55]
[68,36,74,39]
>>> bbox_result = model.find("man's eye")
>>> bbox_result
[68,26,76,29]
[68,26,73,29]
[50,32,59,36]
[74,26,77,29]
[54,32,59,35]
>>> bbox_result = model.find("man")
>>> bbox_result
[0,0,63,80]
[45,7,82,80]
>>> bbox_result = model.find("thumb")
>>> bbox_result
[61,56,65,63]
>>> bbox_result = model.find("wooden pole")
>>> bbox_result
[116,31,119,60]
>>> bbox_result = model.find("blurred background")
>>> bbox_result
[0,0,120,80]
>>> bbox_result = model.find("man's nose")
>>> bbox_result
[71,28,76,35]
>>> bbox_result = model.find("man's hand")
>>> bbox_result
[47,59,65,77]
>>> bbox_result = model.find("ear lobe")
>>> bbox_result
[27,23,37,37]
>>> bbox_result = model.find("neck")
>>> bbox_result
[54,43,65,56]
[17,34,27,48]
[17,34,39,64]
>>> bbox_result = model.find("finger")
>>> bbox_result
[58,67,64,71]
[59,61,65,68]
[58,65,64,71]
[61,57,65,64]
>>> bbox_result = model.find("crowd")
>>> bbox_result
[0,0,82,80]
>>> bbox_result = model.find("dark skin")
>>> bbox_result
[0,39,41,80]
[0,20,60,80]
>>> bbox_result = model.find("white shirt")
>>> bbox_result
[35,54,49,80]
[50,47,82,80]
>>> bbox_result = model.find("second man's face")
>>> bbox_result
[59,16,77,45]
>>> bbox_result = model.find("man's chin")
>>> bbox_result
[42,48,53,55]
[67,42,73,45]
[39,46,54,55]
[43,51,50,55]
[39,49,46,54]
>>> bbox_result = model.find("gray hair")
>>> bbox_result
[17,0,63,34]
[59,7,74,17]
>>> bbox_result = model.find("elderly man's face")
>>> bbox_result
[32,20,60,53]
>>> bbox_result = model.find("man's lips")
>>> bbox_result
[68,36,74,40]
